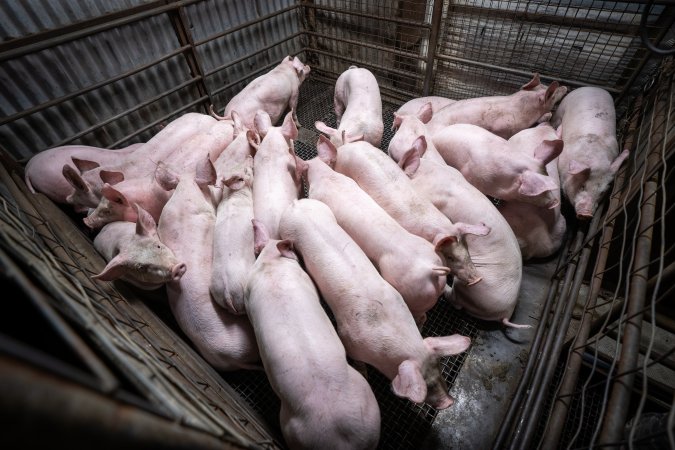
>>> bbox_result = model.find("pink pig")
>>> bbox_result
[280,199,472,408]
[315,66,384,147]
[246,219,380,450]
[317,136,488,286]
[551,87,629,219]
[398,137,529,328]
[249,110,302,239]
[501,123,567,259]
[223,56,310,129]
[210,116,255,314]
[92,204,186,290]
[64,113,217,211]
[299,155,449,324]
[425,73,568,139]
[388,102,447,166]
[157,156,260,371]
[431,123,562,208]
[24,143,140,212]
[396,96,456,117]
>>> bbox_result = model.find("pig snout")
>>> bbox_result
[171,263,187,281]
[83,215,99,229]
[430,394,454,410]
[451,264,482,287]
[574,192,594,219]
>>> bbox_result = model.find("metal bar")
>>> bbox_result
[0,45,191,127]
[598,90,664,448]
[192,4,299,47]
[0,355,247,450]
[434,53,622,93]
[302,3,430,28]
[53,78,205,148]
[516,209,606,450]
[423,0,445,95]
[168,5,212,113]
[492,235,572,449]
[309,48,425,81]
[305,31,423,61]
[203,32,302,78]
[541,100,641,448]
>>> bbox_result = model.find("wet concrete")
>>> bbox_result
[421,259,558,450]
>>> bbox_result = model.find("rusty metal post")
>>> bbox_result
[422,0,445,95]
[597,87,665,448]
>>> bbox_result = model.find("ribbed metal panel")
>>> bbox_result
[0,0,152,41]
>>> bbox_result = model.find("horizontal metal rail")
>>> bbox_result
[301,3,430,29]
[306,31,425,61]
[309,48,425,81]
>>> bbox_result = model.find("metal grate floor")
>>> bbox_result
[223,77,481,450]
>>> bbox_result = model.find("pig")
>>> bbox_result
[63,113,217,211]
[316,136,488,286]
[398,136,529,328]
[92,204,186,290]
[247,219,381,449]
[82,120,235,230]
[389,102,446,164]
[157,156,260,371]
[551,87,629,219]
[500,123,567,259]
[298,155,449,324]
[249,110,302,239]
[279,199,472,408]
[315,66,384,147]
[431,123,562,208]
[212,111,252,187]
[223,56,311,129]
[210,126,255,314]
[24,143,140,212]
[425,73,568,139]
[396,96,456,117]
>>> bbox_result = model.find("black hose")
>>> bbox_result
[640,0,675,56]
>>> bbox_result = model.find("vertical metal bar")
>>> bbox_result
[168,5,212,113]
[509,210,604,450]
[597,83,665,450]
[422,0,444,95]
[539,95,642,449]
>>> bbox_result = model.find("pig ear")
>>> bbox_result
[317,134,338,168]
[291,56,306,74]
[155,162,180,191]
[62,165,89,192]
[568,160,591,183]
[424,335,471,357]
[276,240,298,260]
[392,113,403,131]
[195,156,217,188]
[252,219,269,255]
[455,222,490,237]
[315,120,337,137]
[398,137,424,177]
[521,73,541,90]
[254,110,271,138]
[101,184,129,206]
[610,149,630,174]
[416,102,433,124]
[391,360,427,404]
[230,110,244,135]
[281,111,298,141]
[534,139,564,165]
[71,157,100,172]
[100,170,125,185]
[246,130,261,151]
[434,233,457,251]
[293,153,309,181]
[544,81,561,104]
[518,171,558,197]
[92,254,128,282]
[135,204,157,237]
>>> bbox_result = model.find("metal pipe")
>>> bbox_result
[0,355,249,450]
[491,235,572,449]
[433,53,622,93]
[541,92,642,448]
[422,0,445,95]
[301,3,430,28]
[0,45,191,127]
[513,210,605,449]
[303,31,423,62]
[307,48,425,81]
[598,94,664,448]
